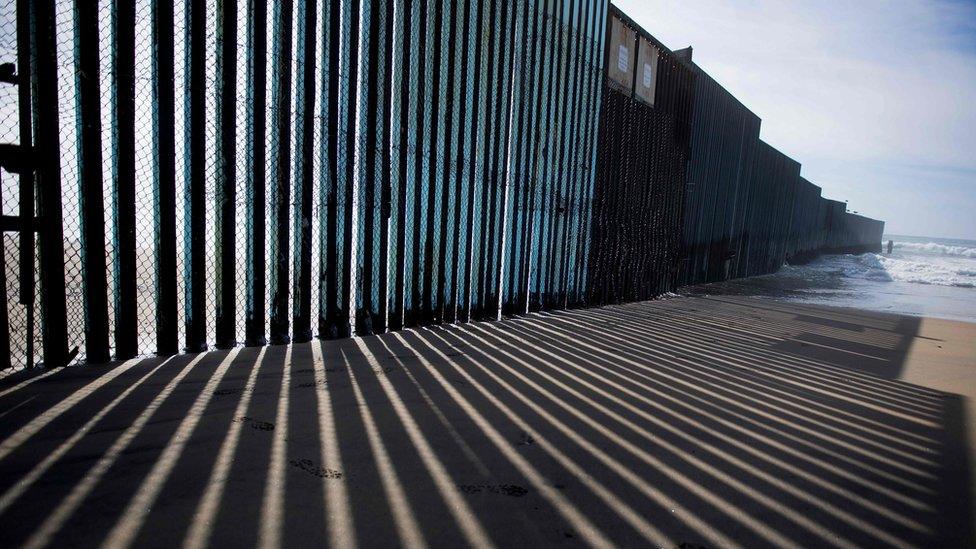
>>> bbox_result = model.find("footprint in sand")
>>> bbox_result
[289,458,343,479]
[236,416,274,431]
[457,484,528,497]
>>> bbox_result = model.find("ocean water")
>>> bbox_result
[682,234,976,323]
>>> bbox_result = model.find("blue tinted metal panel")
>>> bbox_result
[468,0,491,319]
[267,1,293,345]
[561,0,589,306]
[438,0,463,323]
[337,0,359,338]
[459,0,487,322]
[452,0,475,321]
[408,0,432,324]
[529,0,558,310]
[353,0,377,335]
[291,0,315,342]
[503,0,542,315]
[427,0,446,322]
[399,0,421,324]
[390,0,412,331]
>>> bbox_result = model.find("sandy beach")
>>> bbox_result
[0,295,973,547]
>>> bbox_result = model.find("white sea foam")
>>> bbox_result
[741,238,976,322]
[824,252,976,288]
[880,255,974,288]
[893,241,976,258]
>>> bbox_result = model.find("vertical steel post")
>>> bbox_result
[562,0,588,305]
[321,0,341,339]
[422,0,442,323]
[577,0,606,306]
[517,0,548,315]
[503,0,523,309]
[408,0,429,327]
[461,0,485,322]
[560,0,581,303]
[269,0,293,345]
[545,0,570,307]
[17,0,36,368]
[503,0,532,315]
[357,0,379,335]
[474,0,498,319]
[74,0,111,363]
[112,0,138,359]
[215,0,238,348]
[183,0,208,352]
[533,0,561,310]
[318,0,337,339]
[292,0,315,343]
[435,0,458,323]
[484,0,514,319]
[339,0,360,338]
[152,0,178,355]
[245,0,267,346]
[390,0,414,331]
[450,0,473,324]
[31,0,69,367]
[0,174,9,369]
[528,0,553,311]
[377,0,395,333]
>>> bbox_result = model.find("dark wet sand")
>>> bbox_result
[0,296,973,548]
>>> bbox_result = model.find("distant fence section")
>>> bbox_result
[0,0,882,370]
[673,46,884,287]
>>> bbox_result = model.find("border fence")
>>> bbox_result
[588,7,694,305]
[673,45,884,286]
[0,0,883,370]
[675,50,761,286]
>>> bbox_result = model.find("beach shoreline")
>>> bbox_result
[680,237,976,325]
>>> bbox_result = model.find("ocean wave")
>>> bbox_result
[859,254,974,288]
[893,241,976,258]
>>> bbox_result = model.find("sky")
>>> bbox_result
[614,0,976,241]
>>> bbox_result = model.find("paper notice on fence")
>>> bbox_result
[617,45,629,72]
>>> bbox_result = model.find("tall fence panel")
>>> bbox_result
[736,140,801,277]
[676,50,761,286]
[588,6,695,305]
[786,177,824,262]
